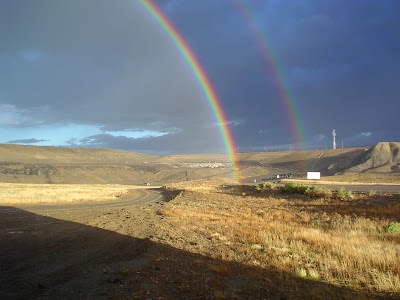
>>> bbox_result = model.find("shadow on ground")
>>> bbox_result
[0,206,396,299]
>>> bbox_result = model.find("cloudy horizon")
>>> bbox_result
[1,0,399,154]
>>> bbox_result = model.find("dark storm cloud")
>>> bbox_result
[0,0,398,153]
[7,138,49,144]
[158,0,400,149]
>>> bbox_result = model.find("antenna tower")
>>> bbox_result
[332,129,336,149]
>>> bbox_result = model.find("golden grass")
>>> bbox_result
[0,183,153,204]
[165,178,234,190]
[156,186,400,295]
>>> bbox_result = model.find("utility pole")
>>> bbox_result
[332,129,336,149]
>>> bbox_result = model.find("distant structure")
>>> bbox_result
[332,129,336,149]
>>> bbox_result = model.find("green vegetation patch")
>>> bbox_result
[281,182,332,198]
[256,182,276,192]
[335,187,353,200]
[305,185,333,198]
[385,222,400,233]
[281,182,308,194]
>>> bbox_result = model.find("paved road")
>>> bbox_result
[15,188,164,213]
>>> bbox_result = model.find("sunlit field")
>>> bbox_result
[0,183,151,204]
[156,184,400,297]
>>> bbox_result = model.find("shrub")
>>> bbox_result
[281,182,295,193]
[295,268,307,278]
[335,187,353,200]
[281,182,308,194]
[385,222,400,233]
[281,182,332,197]
[305,186,332,198]
[256,182,276,192]
[296,184,309,194]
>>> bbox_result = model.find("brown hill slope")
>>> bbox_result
[1,143,399,185]
[237,148,368,176]
[345,142,400,173]
[0,144,234,184]
[0,144,156,165]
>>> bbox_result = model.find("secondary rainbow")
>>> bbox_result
[235,0,307,151]
[139,0,240,182]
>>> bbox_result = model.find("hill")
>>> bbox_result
[345,142,400,173]
[0,143,399,185]
[0,144,156,165]
[0,144,234,185]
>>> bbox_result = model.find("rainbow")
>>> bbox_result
[235,1,307,151]
[139,0,240,182]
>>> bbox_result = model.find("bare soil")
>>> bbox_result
[0,199,163,299]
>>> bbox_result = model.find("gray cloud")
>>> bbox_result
[7,138,49,144]
[74,129,225,154]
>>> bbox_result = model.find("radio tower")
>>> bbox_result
[332,129,336,149]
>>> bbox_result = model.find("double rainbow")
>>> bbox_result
[235,1,307,151]
[139,0,240,182]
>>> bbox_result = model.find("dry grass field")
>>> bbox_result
[0,183,152,204]
[152,183,400,298]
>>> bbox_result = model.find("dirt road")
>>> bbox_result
[0,188,166,299]
[18,188,164,213]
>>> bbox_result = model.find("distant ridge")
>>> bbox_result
[1,143,399,185]
[345,142,400,173]
[0,144,234,185]
[0,144,156,165]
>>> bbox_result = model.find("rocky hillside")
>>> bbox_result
[345,142,400,173]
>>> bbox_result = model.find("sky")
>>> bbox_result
[0,0,399,154]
